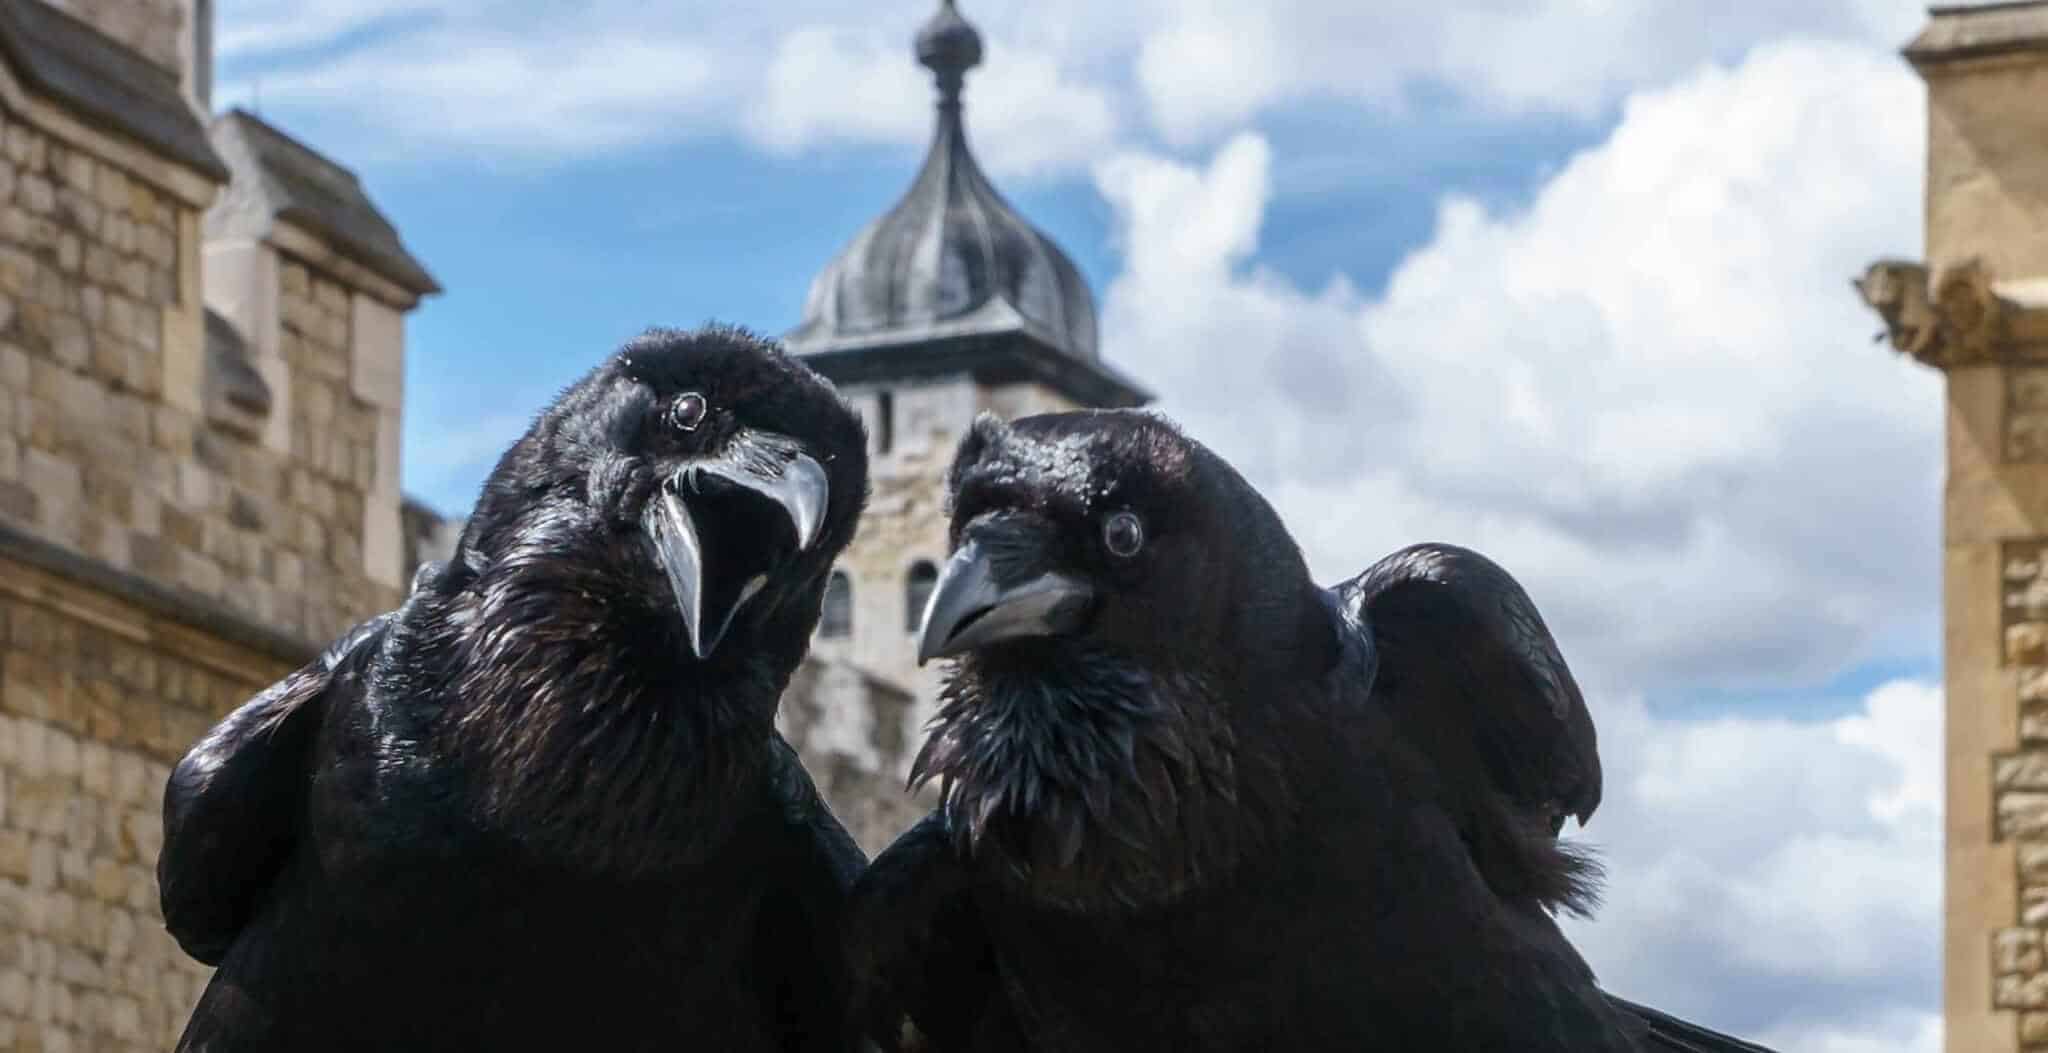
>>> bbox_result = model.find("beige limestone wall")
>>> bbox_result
[199,240,286,454]
[275,254,400,638]
[779,657,934,856]
[1926,58,2048,282]
[812,378,968,761]
[813,376,1088,782]
[1911,36,2048,1053]
[0,554,291,1052]
[1962,355,2048,1053]
[350,292,405,592]
[0,100,399,649]
[980,381,1083,421]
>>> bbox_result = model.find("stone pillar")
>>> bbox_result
[1860,6,2048,1051]
[200,109,440,634]
[350,290,405,591]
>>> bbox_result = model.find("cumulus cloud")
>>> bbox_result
[215,2,1119,179]
[1130,0,1924,144]
[748,26,1119,179]
[1561,682,1941,1050]
[1096,37,1939,695]
[1563,681,1940,1048]
[1093,36,1940,1044]
[214,0,1923,176]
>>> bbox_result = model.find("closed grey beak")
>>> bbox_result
[915,531,1094,665]
[642,430,830,660]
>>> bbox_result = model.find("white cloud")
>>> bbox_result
[748,26,1119,179]
[214,0,1925,175]
[1095,37,1938,695]
[215,0,438,59]
[1562,681,1940,1048]
[215,3,1120,180]
[1130,0,1926,145]
[1092,35,1939,1043]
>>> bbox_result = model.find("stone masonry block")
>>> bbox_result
[2003,792,2048,840]
[2012,412,2048,462]
[2011,623,2048,666]
[2000,753,2048,790]
[1999,927,2045,974]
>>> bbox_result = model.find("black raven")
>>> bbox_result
[159,325,871,1052]
[844,410,1775,1052]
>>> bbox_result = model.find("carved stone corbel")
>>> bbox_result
[1856,256,2011,369]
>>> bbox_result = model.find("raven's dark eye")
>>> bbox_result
[1102,511,1144,558]
[670,392,708,431]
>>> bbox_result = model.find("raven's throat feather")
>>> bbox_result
[913,645,1290,910]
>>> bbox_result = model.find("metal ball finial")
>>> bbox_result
[915,0,983,102]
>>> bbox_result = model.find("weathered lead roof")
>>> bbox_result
[784,0,1099,364]
[205,109,441,297]
[0,0,229,182]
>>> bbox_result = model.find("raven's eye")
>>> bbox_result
[1102,511,1145,558]
[670,392,708,431]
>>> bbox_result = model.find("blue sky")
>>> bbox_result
[207,75,1607,523]
[213,2,1946,1048]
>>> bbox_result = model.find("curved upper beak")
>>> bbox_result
[642,429,830,660]
[915,522,1095,666]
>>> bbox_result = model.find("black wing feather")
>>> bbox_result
[156,613,389,965]
[1336,546,1782,1051]
[844,814,1007,1052]
[755,734,873,1053]
[1609,995,1780,1052]
[1331,542,1603,914]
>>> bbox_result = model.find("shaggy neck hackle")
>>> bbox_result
[914,643,1298,912]
[402,515,806,878]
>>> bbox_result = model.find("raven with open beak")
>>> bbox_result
[159,325,872,1052]
[643,427,832,659]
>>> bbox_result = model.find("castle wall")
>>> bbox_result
[0,98,401,647]
[810,376,1086,788]
[778,657,931,856]
[0,15,412,1048]
[1863,9,2048,1051]
[0,555,288,1051]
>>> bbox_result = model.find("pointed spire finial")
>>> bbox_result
[915,0,983,105]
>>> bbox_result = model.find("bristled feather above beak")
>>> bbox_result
[642,428,829,660]
[916,514,1095,665]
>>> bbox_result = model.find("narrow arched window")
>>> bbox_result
[820,571,853,638]
[875,390,895,455]
[905,560,938,632]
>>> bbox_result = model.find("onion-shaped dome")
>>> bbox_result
[784,1,1098,361]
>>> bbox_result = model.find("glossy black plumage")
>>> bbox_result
[845,409,1773,1052]
[159,325,870,1052]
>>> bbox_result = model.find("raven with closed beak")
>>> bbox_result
[845,409,1774,1052]
[160,326,870,1052]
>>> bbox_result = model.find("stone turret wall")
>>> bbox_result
[0,5,424,1049]
[779,657,934,855]
[0,557,288,1051]
[1859,7,2048,1052]
[0,101,402,647]
[808,375,1086,788]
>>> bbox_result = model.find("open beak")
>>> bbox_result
[915,518,1095,665]
[642,429,830,660]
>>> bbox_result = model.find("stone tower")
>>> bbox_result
[784,0,1153,749]
[1856,4,2048,1051]
[0,0,436,1046]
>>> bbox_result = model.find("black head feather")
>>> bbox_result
[388,325,868,874]
[913,410,1335,909]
